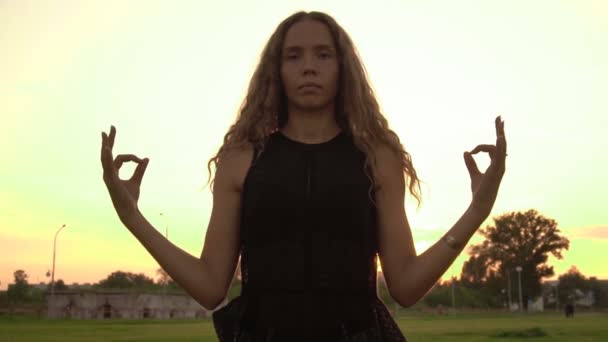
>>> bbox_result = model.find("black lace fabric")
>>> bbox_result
[213,295,405,341]
[212,131,407,341]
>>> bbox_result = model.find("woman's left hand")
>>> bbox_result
[464,116,507,216]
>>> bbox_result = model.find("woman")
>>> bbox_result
[100,10,506,341]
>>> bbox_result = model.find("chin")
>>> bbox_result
[294,98,330,111]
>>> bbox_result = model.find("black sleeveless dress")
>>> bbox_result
[212,130,407,342]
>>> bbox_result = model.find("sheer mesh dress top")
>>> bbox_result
[212,129,407,342]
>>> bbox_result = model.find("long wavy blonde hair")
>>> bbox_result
[205,11,421,206]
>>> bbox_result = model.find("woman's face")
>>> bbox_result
[280,19,339,112]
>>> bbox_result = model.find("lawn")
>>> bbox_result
[397,312,607,341]
[1,312,606,341]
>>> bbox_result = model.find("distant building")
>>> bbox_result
[528,296,544,312]
[31,282,48,290]
[574,289,595,307]
[543,280,602,308]
[45,290,219,320]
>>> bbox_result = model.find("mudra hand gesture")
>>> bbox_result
[464,116,507,215]
[100,125,149,222]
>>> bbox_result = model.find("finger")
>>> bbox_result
[101,132,115,174]
[495,115,502,138]
[130,158,149,185]
[496,119,507,156]
[470,144,497,159]
[464,152,481,176]
[109,125,116,150]
[113,154,145,172]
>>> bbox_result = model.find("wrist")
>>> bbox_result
[120,207,143,227]
[469,200,492,218]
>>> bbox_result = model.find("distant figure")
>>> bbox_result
[101,10,508,342]
[436,304,445,315]
[564,303,575,318]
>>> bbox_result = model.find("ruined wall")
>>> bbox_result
[46,291,212,320]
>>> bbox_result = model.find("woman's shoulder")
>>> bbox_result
[220,142,256,159]
[368,141,403,188]
[364,139,400,164]
[216,143,257,192]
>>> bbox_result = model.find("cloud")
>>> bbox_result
[570,226,608,240]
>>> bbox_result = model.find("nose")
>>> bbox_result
[301,55,318,76]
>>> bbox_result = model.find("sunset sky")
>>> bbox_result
[1,0,607,291]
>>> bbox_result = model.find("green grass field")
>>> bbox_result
[1,312,606,341]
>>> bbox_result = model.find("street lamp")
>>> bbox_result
[159,212,169,238]
[516,266,523,312]
[159,213,169,297]
[555,283,559,312]
[451,276,456,311]
[50,224,67,299]
[507,271,512,310]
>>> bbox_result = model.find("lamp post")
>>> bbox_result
[507,271,512,310]
[555,283,559,312]
[516,266,523,312]
[50,224,67,299]
[159,212,168,238]
[451,276,456,311]
[159,213,169,296]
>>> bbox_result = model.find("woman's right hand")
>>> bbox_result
[101,125,149,222]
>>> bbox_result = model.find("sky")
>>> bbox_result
[1,0,607,290]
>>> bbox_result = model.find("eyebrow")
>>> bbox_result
[283,44,335,52]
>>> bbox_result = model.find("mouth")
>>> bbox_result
[298,83,322,90]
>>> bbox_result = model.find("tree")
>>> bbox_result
[53,279,69,291]
[587,277,608,308]
[14,270,28,285]
[558,266,603,306]
[156,267,172,286]
[8,270,30,302]
[460,255,488,287]
[461,209,569,309]
[155,267,186,291]
[96,271,156,289]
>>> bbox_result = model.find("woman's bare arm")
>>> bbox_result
[199,146,253,306]
[375,117,506,307]
[120,148,250,310]
[375,170,486,307]
[121,213,220,309]
[101,125,251,310]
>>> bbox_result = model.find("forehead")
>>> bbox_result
[282,20,335,50]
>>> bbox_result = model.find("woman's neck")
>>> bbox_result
[280,107,341,144]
